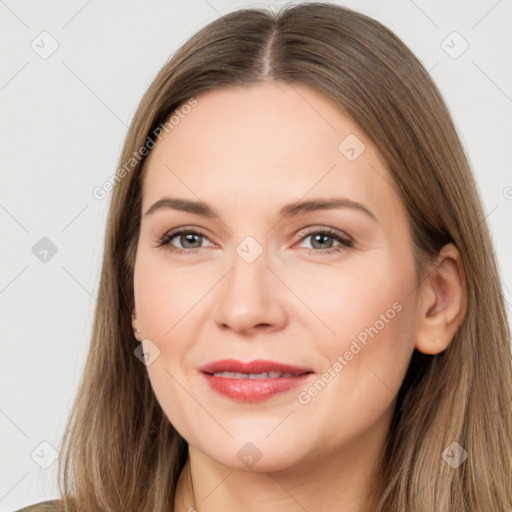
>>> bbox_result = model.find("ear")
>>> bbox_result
[414,243,467,355]
[131,305,143,342]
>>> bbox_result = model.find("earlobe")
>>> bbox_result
[414,243,467,355]
[131,309,143,342]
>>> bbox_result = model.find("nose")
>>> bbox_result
[212,248,288,336]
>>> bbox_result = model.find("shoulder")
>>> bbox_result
[14,499,64,512]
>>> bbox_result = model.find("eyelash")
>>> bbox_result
[156,227,354,256]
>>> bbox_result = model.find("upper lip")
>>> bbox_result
[199,359,313,375]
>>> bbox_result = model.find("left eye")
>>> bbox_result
[295,230,353,254]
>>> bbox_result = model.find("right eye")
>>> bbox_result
[157,228,215,253]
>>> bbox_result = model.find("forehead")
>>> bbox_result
[141,82,404,226]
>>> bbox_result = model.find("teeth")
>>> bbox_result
[212,371,297,379]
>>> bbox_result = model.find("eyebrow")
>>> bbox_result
[144,197,377,222]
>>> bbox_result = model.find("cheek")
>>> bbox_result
[301,243,417,381]
[133,257,206,436]
[292,267,417,449]
[133,254,207,341]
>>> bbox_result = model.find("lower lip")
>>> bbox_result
[202,373,312,403]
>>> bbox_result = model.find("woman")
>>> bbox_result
[17,2,512,511]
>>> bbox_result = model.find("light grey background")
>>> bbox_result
[1,0,511,509]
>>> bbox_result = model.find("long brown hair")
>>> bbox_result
[57,3,512,510]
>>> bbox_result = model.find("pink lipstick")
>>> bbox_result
[199,359,313,403]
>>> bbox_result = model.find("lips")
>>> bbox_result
[199,359,312,376]
[199,359,314,403]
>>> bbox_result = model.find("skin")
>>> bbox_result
[131,81,466,512]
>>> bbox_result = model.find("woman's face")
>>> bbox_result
[133,82,420,471]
